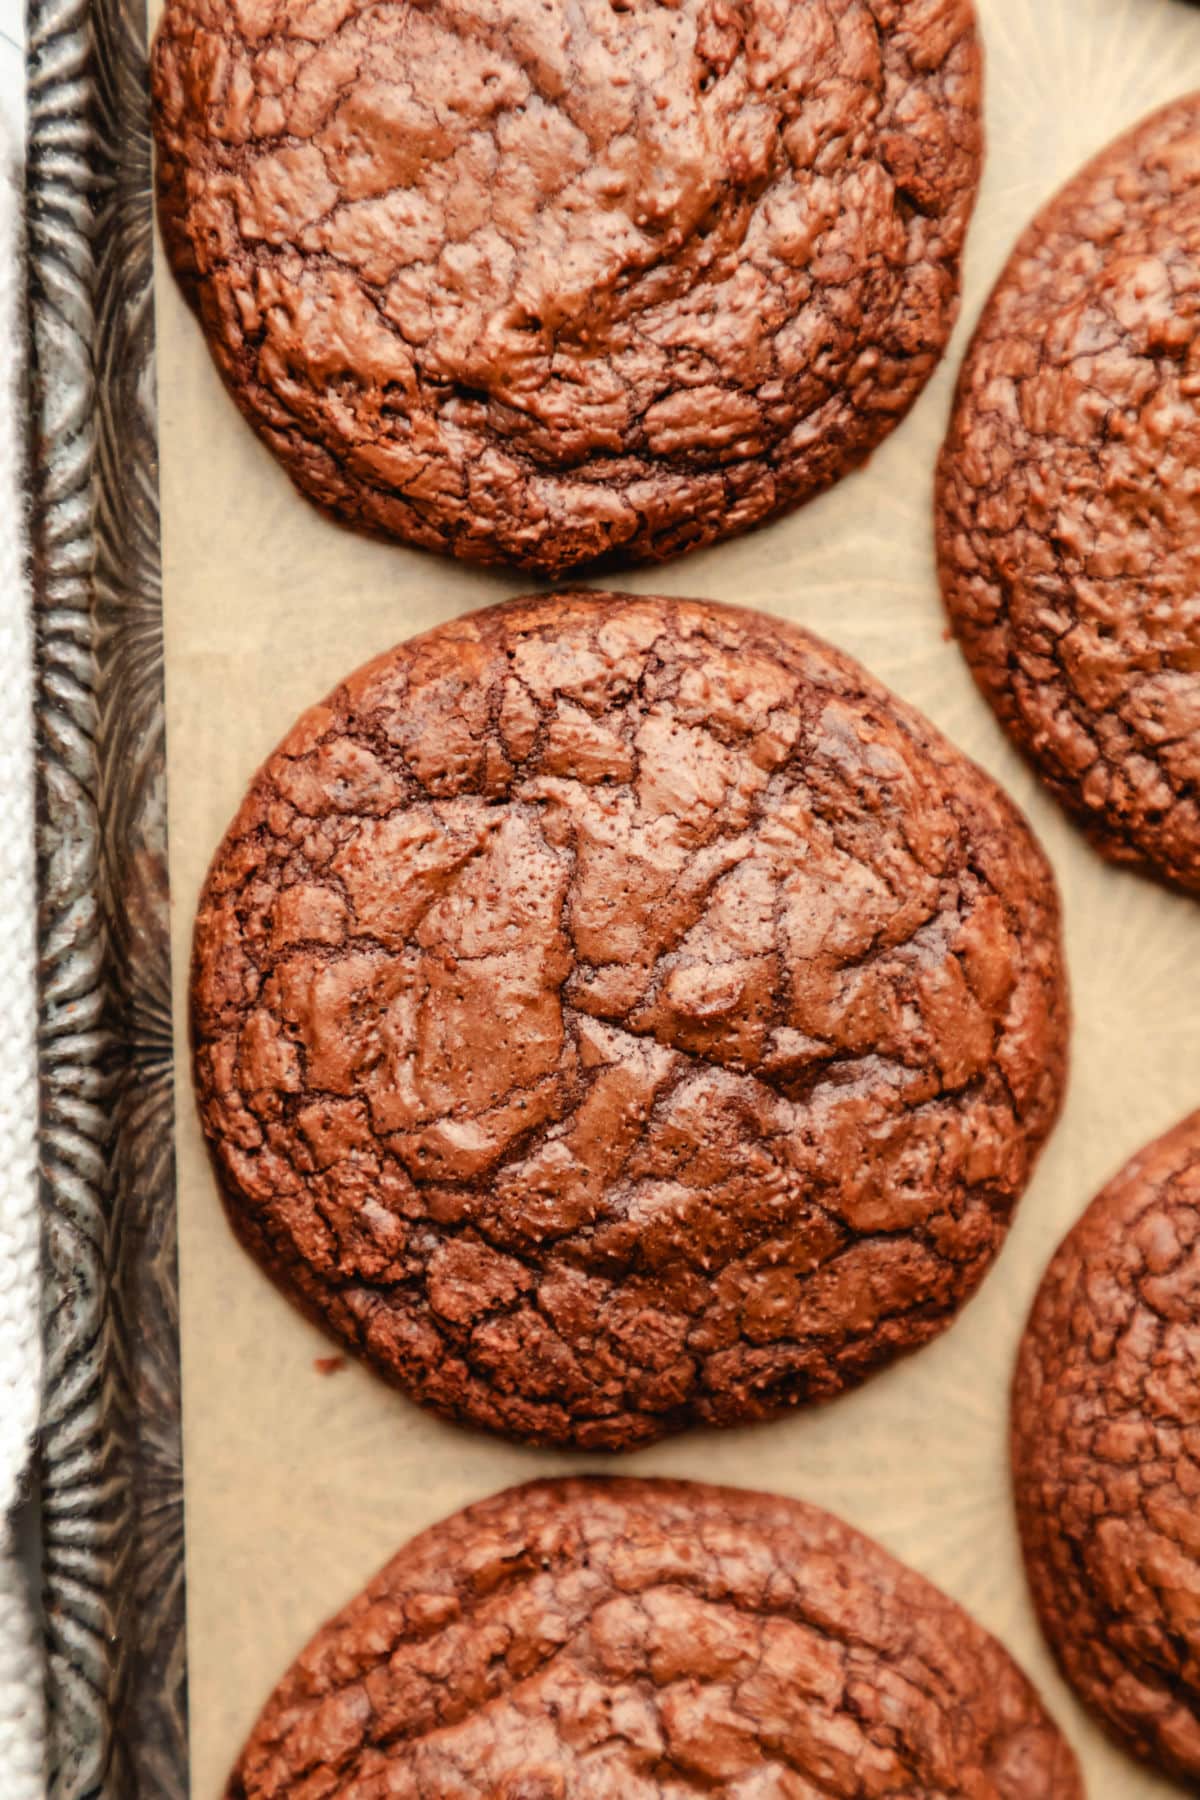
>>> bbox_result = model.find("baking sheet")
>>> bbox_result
[155,0,1200,1791]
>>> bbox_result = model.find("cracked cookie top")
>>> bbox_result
[225,1477,1084,1798]
[937,95,1200,896]
[1013,1110,1200,1784]
[152,0,983,574]
[191,593,1068,1449]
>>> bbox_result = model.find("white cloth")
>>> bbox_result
[0,119,45,1797]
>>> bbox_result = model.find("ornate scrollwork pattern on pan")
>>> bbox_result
[28,0,186,1786]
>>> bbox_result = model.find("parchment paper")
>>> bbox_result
[155,1,1200,1791]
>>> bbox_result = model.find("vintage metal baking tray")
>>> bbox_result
[28,0,1200,1794]
[29,0,183,1788]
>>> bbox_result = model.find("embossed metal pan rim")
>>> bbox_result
[28,0,187,1786]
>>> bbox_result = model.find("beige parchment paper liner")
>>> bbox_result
[155,0,1200,1790]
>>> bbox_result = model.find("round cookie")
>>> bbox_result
[937,96,1200,895]
[226,1477,1084,1799]
[152,0,984,576]
[1013,1111,1200,1783]
[192,592,1069,1449]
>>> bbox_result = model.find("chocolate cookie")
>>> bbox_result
[192,592,1068,1449]
[226,1476,1083,1798]
[152,0,983,576]
[937,96,1200,895]
[1013,1111,1200,1783]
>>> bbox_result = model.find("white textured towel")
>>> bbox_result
[0,116,45,1798]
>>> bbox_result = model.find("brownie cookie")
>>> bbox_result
[937,96,1200,895]
[192,592,1068,1449]
[1013,1111,1200,1783]
[226,1476,1083,1798]
[152,0,983,576]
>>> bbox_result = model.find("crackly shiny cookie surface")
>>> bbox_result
[937,95,1200,895]
[152,0,983,574]
[226,1477,1084,1799]
[191,593,1068,1448]
[1013,1110,1200,1783]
